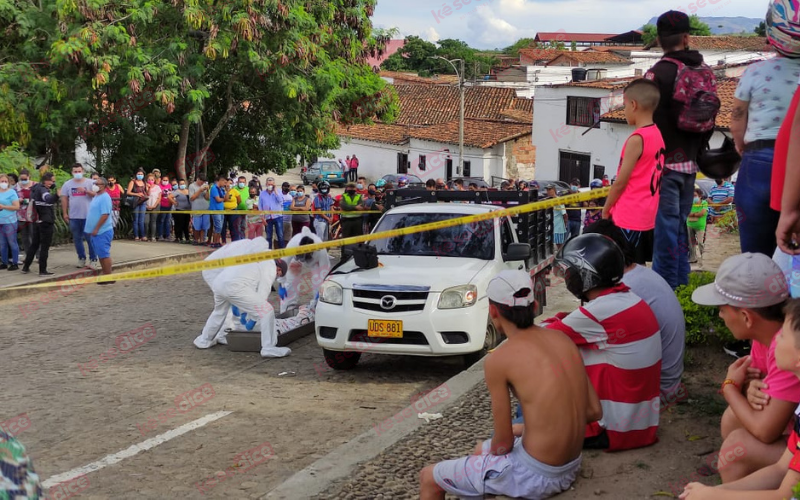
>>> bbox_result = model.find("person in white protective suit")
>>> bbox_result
[278,226,332,314]
[193,238,291,358]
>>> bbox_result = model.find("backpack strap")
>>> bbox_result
[660,56,686,71]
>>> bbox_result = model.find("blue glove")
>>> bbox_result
[245,319,257,331]
[240,312,248,325]
[232,305,241,317]
[278,285,287,300]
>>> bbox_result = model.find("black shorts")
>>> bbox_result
[620,228,654,264]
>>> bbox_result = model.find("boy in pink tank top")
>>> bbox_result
[603,79,666,264]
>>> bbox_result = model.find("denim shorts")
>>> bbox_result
[211,214,224,233]
[193,214,210,231]
[92,230,113,259]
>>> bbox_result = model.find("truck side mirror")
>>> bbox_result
[503,243,531,262]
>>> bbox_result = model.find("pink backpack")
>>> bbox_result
[661,57,720,133]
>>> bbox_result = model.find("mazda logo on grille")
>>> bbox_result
[380,295,397,310]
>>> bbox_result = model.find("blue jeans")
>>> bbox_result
[567,220,582,240]
[0,222,19,265]
[133,204,146,238]
[735,148,781,257]
[69,218,96,261]
[230,215,244,241]
[157,209,172,239]
[652,168,695,289]
[265,217,284,249]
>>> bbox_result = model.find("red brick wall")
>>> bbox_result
[507,135,536,179]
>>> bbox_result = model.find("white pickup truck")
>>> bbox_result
[314,189,555,369]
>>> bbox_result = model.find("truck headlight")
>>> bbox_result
[319,281,343,305]
[438,285,478,309]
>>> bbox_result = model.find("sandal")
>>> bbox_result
[141,237,148,242]
[134,238,141,242]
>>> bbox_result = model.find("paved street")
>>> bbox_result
[1,268,468,499]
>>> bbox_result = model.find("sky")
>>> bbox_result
[371,0,769,50]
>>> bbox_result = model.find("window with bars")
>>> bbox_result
[566,96,601,128]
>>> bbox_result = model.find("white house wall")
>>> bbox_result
[408,138,504,183]
[533,85,727,182]
[326,138,407,181]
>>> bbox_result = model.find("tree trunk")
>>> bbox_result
[175,117,191,181]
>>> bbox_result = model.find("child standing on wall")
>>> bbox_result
[603,79,666,264]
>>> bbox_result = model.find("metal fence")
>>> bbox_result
[28,204,134,247]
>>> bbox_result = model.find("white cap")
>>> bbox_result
[487,270,535,307]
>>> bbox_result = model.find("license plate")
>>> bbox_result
[368,319,403,338]
[328,174,336,178]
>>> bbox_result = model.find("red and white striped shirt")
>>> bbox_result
[544,284,662,451]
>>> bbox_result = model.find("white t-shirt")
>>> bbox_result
[735,56,800,143]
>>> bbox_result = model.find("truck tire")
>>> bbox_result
[463,317,501,368]
[323,348,361,370]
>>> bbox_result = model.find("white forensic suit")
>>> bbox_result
[193,238,291,358]
[278,226,332,314]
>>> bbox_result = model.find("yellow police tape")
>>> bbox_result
[5,188,611,290]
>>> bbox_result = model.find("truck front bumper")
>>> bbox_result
[315,294,488,357]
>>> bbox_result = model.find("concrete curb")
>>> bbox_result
[0,249,211,302]
[263,358,487,499]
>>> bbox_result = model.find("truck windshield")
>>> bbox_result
[371,213,495,260]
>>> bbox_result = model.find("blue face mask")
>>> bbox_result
[570,186,578,192]
[289,190,297,197]
[238,182,246,189]
[136,174,144,180]
[73,172,83,180]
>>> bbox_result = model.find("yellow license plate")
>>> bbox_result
[367,319,403,338]
[328,174,336,178]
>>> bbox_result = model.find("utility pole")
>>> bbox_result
[431,56,465,177]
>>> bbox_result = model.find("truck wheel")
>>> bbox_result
[323,348,361,370]
[463,318,500,367]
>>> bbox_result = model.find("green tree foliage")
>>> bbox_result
[0,0,398,180]
[381,36,497,80]
[755,21,767,37]
[502,38,535,56]
[642,15,712,46]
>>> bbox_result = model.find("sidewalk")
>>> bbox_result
[0,240,209,300]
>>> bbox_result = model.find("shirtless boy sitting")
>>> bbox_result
[419,270,602,500]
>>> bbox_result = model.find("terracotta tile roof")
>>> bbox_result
[379,71,458,85]
[336,123,410,145]
[519,48,563,63]
[536,32,620,43]
[407,119,531,148]
[583,46,645,52]
[600,77,739,130]
[651,36,772,52]
[556,76,636,90]
[545,51,633,65]
[394,85,530,125]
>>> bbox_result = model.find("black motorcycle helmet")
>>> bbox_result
[318,181,330,194]
[554,234,625,301]
[697,136,741,179]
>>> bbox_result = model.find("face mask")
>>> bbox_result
[73,173,83,180]
[0,182,7,190]
[297,191,305,197]
[312,188,318,194]
[91,184,100,193]
[108,181,115,186]
[694,197,700,204]
[282,188,289,194]
[346,190,356,196]
[180,184,187,190]
[267,185,274,191]
[570,186,578,192]
[20,179,29,185]
[136,174,144,180]
[162,181,169,186]
[238,182,246,189]
[172,185,178,190]
[289,190,297,197]
[356,183,364,190]
[147,179,154,185]
[320,188,329,195]
[368,189,376,195]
